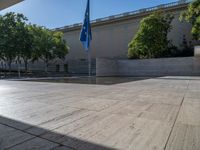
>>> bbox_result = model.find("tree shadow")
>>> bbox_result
[0,115,116,150]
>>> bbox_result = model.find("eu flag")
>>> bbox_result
[80,0,92,51]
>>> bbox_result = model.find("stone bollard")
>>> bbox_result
[195,46,200,57]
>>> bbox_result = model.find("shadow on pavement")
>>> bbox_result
[0,115,116,150]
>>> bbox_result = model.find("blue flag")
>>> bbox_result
[80,0,92,50]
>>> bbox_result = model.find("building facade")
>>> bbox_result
[54,0,193,74]
[1,1,194,74]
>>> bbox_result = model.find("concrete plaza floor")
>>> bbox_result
[0,76,200,150]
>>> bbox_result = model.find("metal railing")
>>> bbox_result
[54,0,191,31]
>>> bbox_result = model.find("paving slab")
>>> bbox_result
[165,123,200,150]
[0,124,33,149]
[7,137,59,150]
[0,76,199,150]
[176,98,200,126]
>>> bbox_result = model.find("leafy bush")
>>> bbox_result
[180,0,200,41]
[128,12,175,59]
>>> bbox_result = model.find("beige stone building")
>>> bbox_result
[0,0,23,10]
[54,0,193,74]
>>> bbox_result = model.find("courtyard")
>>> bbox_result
[0,76,200,150]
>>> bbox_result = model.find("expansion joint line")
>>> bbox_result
[164,80,190,150]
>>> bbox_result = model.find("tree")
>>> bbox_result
[17,24,35,73]
[0,12,28,72]
[0,12,69,74]
[128,12,175,59]
[30,25,69,73]
[52,31,69,60]
[0,37,3,72]
[180,0,200,40]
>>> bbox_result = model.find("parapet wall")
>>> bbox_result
[96,56,200,77]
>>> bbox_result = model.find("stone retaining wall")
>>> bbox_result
[96,57,200,77]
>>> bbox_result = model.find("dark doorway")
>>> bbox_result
[64,64,68,73]
[56,65,60,72]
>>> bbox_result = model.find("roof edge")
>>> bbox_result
[53,0,191,32]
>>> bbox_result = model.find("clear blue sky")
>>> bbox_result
[0,0,177,29]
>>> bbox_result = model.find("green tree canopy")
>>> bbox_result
[18,24,34,72]
[181,0,200,40]
[0,12,69,73]
[30,25,69,72]
[128,12,175,59]
[0,12,28,71]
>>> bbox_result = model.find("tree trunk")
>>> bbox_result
[4,62,7,77]
[45,61,49,74]
[24,58,28,73]
[17,57,21,78]
[8,60,12,73]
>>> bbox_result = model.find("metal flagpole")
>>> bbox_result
[80,0,92,77]
[88,48,91,76]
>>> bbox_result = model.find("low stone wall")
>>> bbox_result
[68,59,96,75]
[0,60,66,73]
[195,46,200,57]
[96,57,200,77]
[0,59,97,75]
